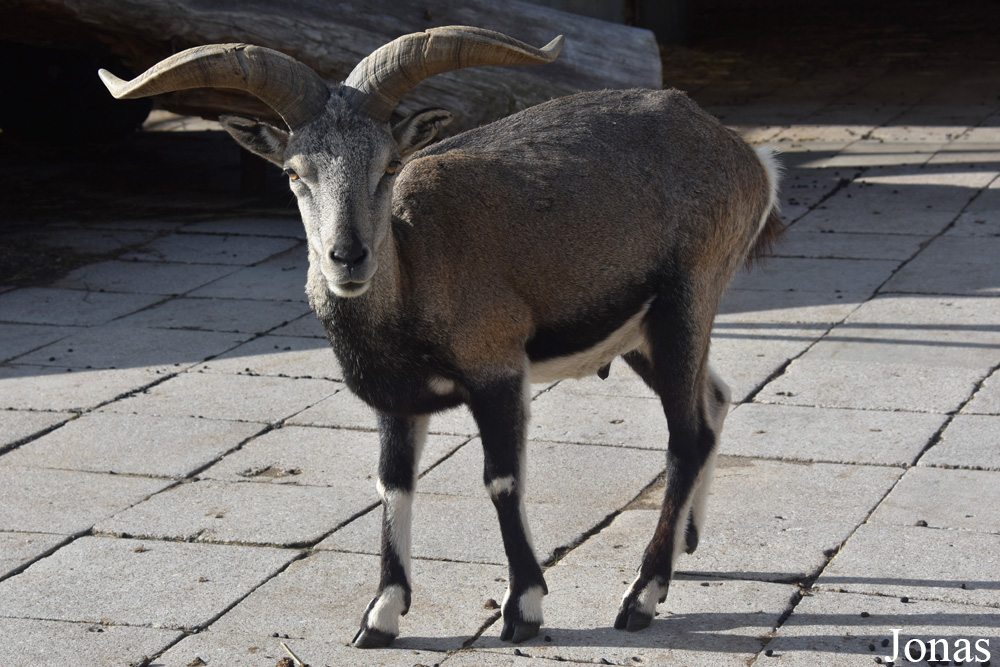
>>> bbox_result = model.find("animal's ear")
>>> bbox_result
[218,115,289,166]
[392,108,454,157]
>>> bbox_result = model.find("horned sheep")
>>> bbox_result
[99,26,782,648]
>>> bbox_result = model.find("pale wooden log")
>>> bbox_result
[0,0,662,133]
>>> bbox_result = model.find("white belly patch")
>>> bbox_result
[529,300,652,384]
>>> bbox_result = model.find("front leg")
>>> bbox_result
[468,371,547,644]
[353,413,428,648]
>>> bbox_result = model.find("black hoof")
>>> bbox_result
[352,625,395,649]
[614,602,653,632]
[501,619,541,643]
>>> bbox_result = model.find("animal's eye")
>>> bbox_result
[386,160,402,175]
[283,168,300,181]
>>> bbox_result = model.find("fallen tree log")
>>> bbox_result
[0,0,662,133]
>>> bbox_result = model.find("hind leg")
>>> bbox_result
[683,366,730,554]
[616,297,727,632]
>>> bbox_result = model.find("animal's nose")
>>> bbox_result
[330,242,369,268]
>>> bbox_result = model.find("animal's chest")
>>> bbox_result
[322,310,462,417]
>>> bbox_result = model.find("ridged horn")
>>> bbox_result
[343,26,564,123]
[98,44,330,130]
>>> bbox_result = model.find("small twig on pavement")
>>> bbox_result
[280,641,308,667]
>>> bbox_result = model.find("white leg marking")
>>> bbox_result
[501,583,546,623]
[690,365,729,541]
[376,482,414,582]
[487,475,516,498]
[689,455,716,543]
[622,575,667,617]
[518,585,546,623]
[367,583,408,634]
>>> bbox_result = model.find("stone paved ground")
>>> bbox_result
[2,44,1000,667]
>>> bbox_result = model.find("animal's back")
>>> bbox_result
[392,88,772,333]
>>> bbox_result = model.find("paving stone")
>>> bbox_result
[0,531,68,579]
[816,524,1000,607]
[87,218,186,232]
[845,293,999,330]
[51,260,240,295]
[947,209,1000,237]
[927,144,1000,169]
[0,410,73,450]
[13,325,249,372]
[155,552,505,665]
[796,324,997,373]
[920,415,1000,470]
[32,227,156,254]
[195,334,343,380]
[771,123,880,144]
[200,425,466,488]
[268,312,327,338]
[319,491,615,566]
[528,390,668,449]
[564,458,901,583]
[762,589,1000,665]
[102,372,338,423]
[868,467,1000,533]
[284,388,379,430]
[721,403,945,466]
[120,232,300,265]
[964,367,1000,414]
[179,216,306,238]
[428,402,481,436]
[473,566,798,666]
[718,288,860,325]
[110,296,311,334]
[709,325,820,402]
[0,536,296,629]
[882,235,1000,295]
[0,287,162,326]
[791,166,996,235]
[0,466,170,534]
[757,356,984,413]
[441,651,569,666]
[0,617,182,667]
[728,257,899,296]
[779,165,862,221]
[0,413,263,478]
[870,124,973,143]
[820,149,937,169]
[97,478,366,546]
[0,365,160,411]
[0,323,79,362]
[773,230,928,260]
[417,438,664,508]
[188,247,310,302]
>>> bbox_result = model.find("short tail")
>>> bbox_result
[745,146,785,269]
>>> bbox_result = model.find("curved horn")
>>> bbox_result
[98,44,330,130]
[343,26,564,123]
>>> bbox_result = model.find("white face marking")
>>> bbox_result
[529,299,652,384]
[367,583,408,634]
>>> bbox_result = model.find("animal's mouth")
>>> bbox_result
[329,279,371,298]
